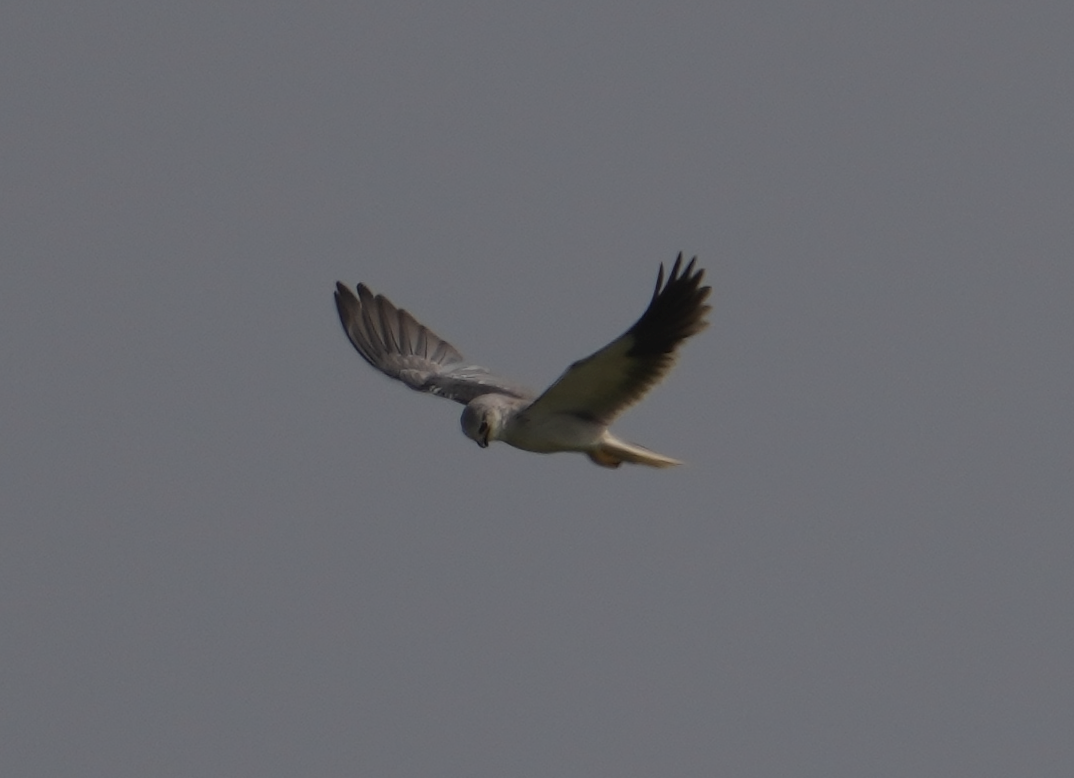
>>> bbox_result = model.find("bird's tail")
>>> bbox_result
[587,434,683,469]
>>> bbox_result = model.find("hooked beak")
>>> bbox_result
[478,433,489,448]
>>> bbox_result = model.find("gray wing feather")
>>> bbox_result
[334,282,533,405]
[520,254,710,425]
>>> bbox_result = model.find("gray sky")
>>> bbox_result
[4,2,1073,776]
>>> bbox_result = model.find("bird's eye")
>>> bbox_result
[478,421,489,435]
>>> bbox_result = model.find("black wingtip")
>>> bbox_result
[669,252,684,281]
[656,252,703,291]
[629,254,711,358]
[334,280,352,308]
[651,263,666,304]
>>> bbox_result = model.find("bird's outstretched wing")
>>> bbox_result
[519,254,710,425]
[334,282,533,405]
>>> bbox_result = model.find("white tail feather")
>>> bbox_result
[587,434,683,469]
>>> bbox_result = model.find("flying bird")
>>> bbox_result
[334,254,711,468]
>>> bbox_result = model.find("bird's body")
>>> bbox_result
[504,407,607,454]
[334,254,711,468]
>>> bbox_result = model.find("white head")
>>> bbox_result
[460,395,510,448]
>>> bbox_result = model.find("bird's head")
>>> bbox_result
[460,396,508,449]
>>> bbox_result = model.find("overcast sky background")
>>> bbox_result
[3,3,1073,776]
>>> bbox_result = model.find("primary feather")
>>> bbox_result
[334,282,532,404]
